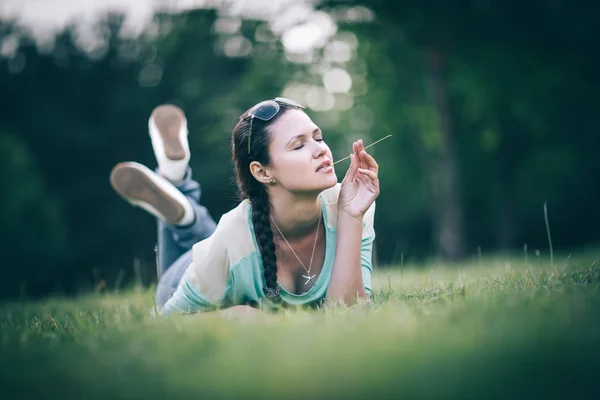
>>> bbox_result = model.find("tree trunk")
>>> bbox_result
[425,49,466,260]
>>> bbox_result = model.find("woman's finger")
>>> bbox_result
[360,150,379,173]
[357,167,379,182]
[341,152,358,184]
[356,140,366,169]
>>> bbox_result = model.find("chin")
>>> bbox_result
[318,174,338,190]
[327,174,338,186]
[287,173,338,194]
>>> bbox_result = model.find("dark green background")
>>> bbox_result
[1,1,598,299]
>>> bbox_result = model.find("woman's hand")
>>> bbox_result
[338,139,380,219]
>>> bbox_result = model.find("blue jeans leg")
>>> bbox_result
[155,250,192,309]
[155,168,217,308]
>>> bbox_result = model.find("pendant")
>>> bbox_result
[302,274,316,285]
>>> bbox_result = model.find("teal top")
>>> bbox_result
[162,183,375,315]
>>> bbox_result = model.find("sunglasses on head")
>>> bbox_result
[247,97,305,154]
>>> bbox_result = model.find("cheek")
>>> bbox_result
[276,151,311,168]
[270,153,305,181]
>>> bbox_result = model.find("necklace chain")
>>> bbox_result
[271,211,322,285]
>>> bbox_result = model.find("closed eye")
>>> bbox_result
[293,137,324,150]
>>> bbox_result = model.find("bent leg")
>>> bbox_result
[156,168,216,279]
[155,249,192,309]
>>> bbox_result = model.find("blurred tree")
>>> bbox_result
[2,0,600,299]
[0,131,67,297]
[320,0,600,261]
[0,10,292,298]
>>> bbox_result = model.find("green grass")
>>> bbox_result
[2,254,600,399]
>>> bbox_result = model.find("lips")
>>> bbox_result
[316,160,332,172]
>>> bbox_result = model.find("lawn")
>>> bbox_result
[1,253,599,399]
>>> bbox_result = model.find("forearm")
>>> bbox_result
[325,211,368,306]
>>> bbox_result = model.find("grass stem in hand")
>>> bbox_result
[333,135,392,165]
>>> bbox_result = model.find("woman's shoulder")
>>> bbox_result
[187,200,254,302]
[211,199,256,264]
[218,199,252,228]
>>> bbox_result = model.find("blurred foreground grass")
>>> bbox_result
[1,254,600,399]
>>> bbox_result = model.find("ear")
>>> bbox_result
[249,161,273,184]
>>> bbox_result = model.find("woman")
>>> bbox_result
[110,98,379,315]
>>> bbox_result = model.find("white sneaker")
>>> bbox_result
[110,162,194,226]
[149,104,190,182]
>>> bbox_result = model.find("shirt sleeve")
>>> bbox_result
[360,201,376,298]
[161,223,231,316]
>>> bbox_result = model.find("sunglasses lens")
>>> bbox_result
[249,101,280,121]
[274,97,305,109]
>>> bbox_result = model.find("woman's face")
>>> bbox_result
[266,109,337,193]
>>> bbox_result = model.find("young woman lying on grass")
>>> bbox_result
[110,98,379,316]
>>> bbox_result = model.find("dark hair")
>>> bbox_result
[231,103,297,303]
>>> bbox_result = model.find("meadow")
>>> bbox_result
[1,253,599,399]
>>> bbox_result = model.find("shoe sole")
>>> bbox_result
[150,105,186,161]
[110,163,184,224]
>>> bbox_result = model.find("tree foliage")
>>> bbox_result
[1,2,600,298]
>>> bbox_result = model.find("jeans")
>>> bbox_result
[154,169,217,309]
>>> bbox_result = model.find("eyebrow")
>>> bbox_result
[285,128,322,147]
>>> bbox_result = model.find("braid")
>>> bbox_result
[249,184,281,303]
[231,102,299,305]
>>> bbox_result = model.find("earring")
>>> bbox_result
[269,178,274,184]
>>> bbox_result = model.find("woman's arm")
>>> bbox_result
[327,211,367,305]
[326,140,379,306]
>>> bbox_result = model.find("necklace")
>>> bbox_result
[271,211,322,285]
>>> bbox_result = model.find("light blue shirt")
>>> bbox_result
[162,184,375,315]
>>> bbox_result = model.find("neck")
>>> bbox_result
[268,188,322,240]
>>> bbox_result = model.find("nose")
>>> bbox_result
[313,140,328,158]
